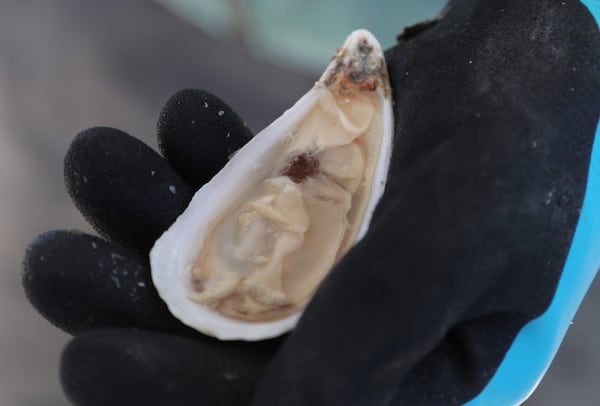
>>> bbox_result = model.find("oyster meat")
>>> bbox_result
[150,29,393,340]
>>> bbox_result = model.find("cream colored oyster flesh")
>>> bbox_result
[150,29,393,340]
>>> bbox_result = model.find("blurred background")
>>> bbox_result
[0,0,598,404]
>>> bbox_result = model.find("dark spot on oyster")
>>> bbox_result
[281,153,320,183]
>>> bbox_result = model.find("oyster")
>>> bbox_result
[150,29,393,340]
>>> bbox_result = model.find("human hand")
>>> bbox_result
[23,0,600,405]
[23,88,280,405]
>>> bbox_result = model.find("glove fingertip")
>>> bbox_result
[61,329,270,406]
[64,126,193,253]
[23,230,90,335]
[157,89,253,188]
[60,329,149,406]
[22,230,186,336]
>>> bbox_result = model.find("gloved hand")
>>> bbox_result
[22,0,600,405]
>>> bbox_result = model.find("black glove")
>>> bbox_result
[24,90,276,406]
[23,0,600,405]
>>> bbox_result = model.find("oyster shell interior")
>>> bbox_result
[151,29,393,340]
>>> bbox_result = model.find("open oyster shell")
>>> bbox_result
[150,29,393,341]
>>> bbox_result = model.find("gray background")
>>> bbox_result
[0,1,598,405]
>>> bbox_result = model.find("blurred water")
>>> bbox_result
[0,1,598,405]
[157,0,447,70]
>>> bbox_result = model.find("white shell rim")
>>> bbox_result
[150,29,394,341]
